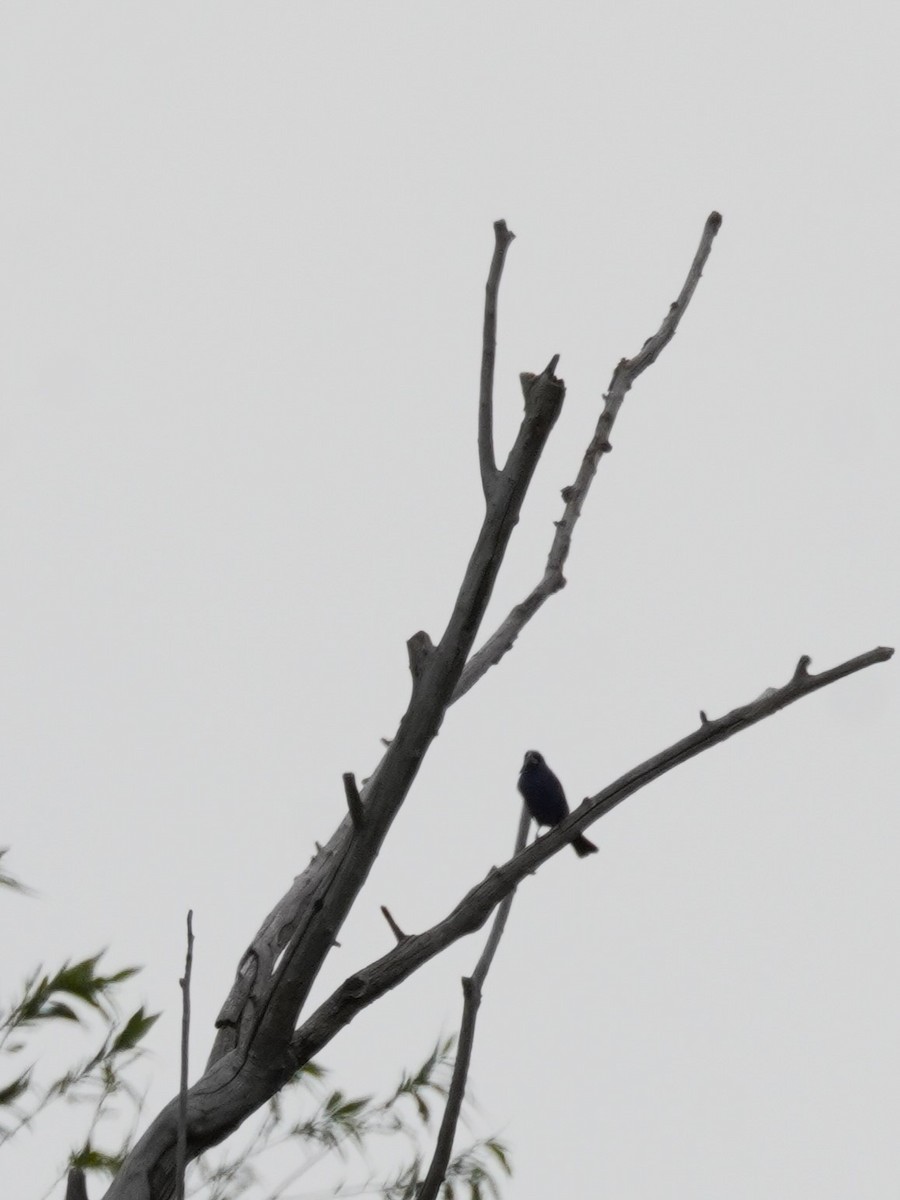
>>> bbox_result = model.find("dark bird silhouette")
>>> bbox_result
[518,750,598,858]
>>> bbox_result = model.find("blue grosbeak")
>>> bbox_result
[518,750,598,857]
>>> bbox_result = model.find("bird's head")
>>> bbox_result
[521,750,544,769]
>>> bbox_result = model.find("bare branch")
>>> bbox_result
[453,211,723,703]
[479,220,516,500]
[342,773,364,830]
[472,801,532,990]
[176,911,194,1200]
[419,980,480,1200]
[292,645,892,1064]
[623,210,722,381]
[418,805,530,1200]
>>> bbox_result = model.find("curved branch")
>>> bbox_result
[293,645,892,1064]
[454,211,723,702]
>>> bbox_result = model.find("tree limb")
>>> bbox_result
[291,646,892,1065]
[418,804,530,1200]
[453,210,723,703]
[103,351,567,1200]
[479,220,516,500]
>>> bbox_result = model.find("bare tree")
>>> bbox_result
[91,213,891,1200]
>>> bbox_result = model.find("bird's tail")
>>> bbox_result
[571,832,598,857]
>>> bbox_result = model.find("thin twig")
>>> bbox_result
[454,211,723,703]
[417,980,480,1200]
[471,801,532,990]
[479,220,516,500]
[380,905,408,942]
[292,645,892,1064]
[418,804,530,1200]
[176,910,194,1200]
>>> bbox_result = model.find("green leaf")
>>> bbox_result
[0,1070,31,1107]
[69,1142,127,1175]
[39,1001,80,1022]
[110,1006,159,1055]
[333,1096,371,1120]
[0,848,35,896]
[486,1139,512,1175]
[298,1060,327,1080]
[46,954,121,1012]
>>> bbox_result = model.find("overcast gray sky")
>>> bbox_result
[2,3,899,1197]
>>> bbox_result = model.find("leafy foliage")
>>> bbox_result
[0,847,34,896]
[2,850,511,1200]
[0,850,158,1193]
[0,952,158,1180]
[188,1036,511,1200]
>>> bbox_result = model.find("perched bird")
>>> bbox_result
[518,750,598,858]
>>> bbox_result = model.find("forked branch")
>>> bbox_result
[454,211,723,702]
[292,645,892,1065]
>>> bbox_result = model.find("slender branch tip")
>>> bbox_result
[478,219,516,498]
[176,910,195,1200]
